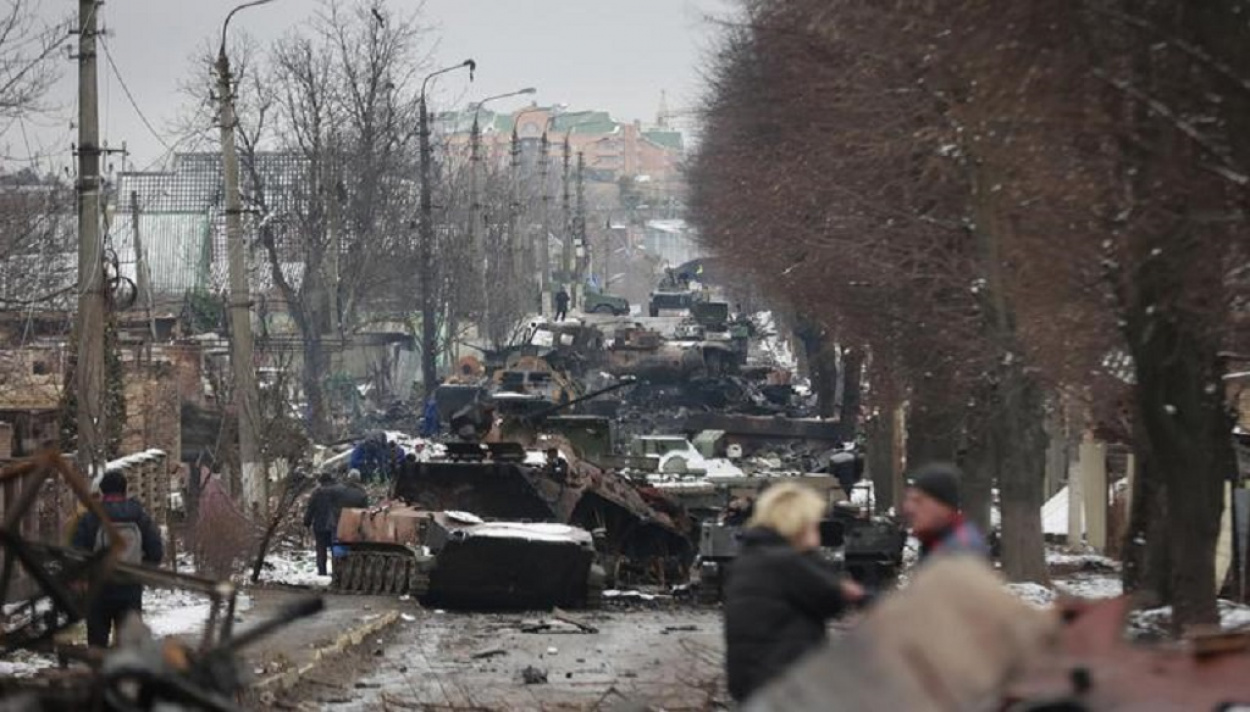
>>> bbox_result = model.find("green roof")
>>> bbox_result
[551,111,617,135]
[643,130,684,151]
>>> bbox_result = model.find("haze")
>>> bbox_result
[20,0,731,171]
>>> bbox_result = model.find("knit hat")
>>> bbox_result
[345,468,362,483]
[908,462,962,510]
[100,471,127,495]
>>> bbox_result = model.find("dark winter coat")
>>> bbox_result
[723,527,848,702]
[72,496,164,601]
[303,484,339,535]
[336,483,368,510]
[554,290,570,308]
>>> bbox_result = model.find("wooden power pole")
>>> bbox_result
[75,0,105,477]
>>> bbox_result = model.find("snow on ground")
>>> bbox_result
[0,650,56,678]
[145,587,253,639]
[255,548,331,589]
[1046,550,1119,570]
[1055,574,1124,600]
[1006,582,1057,608]
[1129,600,1250,638]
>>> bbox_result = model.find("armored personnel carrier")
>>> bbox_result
[334,506,602,608]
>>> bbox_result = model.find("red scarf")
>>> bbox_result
[918,512,965,553]
[102,494,126,503]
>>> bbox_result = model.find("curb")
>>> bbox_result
[251,609,401,694]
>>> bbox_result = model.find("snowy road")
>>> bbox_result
[265,604,728,711]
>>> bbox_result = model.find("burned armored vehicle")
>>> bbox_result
[333,427,692,605]
[334,504,602,609]
[694,500,906,603]
[605,325,740,383]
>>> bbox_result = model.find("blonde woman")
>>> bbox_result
[723,482,864,702]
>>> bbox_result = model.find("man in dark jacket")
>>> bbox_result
[72,471,164,648]
[554,287,570,321]
[723,482,864,702]
[337,469,369,510]
[904,462,990,562]
[303,473,339,576]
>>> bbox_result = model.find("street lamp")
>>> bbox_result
[217,0,277,516]
[418,59,475,397]
[469,88,536,346]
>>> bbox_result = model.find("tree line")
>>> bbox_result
[689,0,1249,629]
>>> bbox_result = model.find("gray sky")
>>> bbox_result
[16,0,733,173]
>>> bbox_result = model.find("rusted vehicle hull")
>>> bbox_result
[334,507,602,609]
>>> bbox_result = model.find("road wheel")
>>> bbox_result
[592,304,614,314]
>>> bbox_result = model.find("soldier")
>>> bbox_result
[72,471,164,648]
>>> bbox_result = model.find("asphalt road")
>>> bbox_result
[260,601,727,711]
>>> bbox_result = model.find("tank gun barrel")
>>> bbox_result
[522,377,637,423]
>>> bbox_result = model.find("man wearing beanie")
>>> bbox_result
[903,462,989,561]
[72,470,164,647]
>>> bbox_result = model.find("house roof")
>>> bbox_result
[643,130,684,151]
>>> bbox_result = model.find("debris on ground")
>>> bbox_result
[521,665,549,684]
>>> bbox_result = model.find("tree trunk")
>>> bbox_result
[840,347,863,436]
[302,334,331,443]
[866,410,897,514]
[1122,434,1171,602]
[995,365,1049,584]
[960,435,996,542]
[1129,299,1229,630]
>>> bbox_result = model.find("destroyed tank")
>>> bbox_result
[605,325,738,383]
[334,506,602,609]
[333,408,693,603]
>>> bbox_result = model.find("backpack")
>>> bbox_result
[95,520,144,565]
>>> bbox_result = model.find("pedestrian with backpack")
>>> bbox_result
[72,471,164,648]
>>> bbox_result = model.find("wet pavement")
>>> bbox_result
[261,602,727,711]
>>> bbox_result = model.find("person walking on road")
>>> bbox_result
[723,482,864,702]
[903,462,990,562]
[304,473,339,576]
[554,287,570,321]
[72,471,164,648]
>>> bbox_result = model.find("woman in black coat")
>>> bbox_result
[723,482,864,702]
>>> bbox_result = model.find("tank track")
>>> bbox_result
[331,551,433,596]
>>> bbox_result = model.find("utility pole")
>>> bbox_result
[217,4,266,517]
[509,126,524,304]
[130,191,157,340]
[574,150,586,300]
[469,113,485,343]
[418,60,475,397]
[75,0,105,477]
[561,136,572,296]
[538,130,551,314]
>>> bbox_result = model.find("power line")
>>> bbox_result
[98,35,174,153]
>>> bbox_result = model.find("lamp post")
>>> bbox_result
[418,59,475,397]
[470,88,535,344]
[217,0,275,515]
